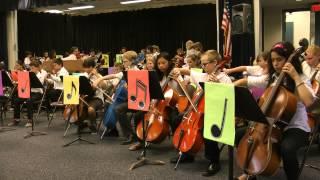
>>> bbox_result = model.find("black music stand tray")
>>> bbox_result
[200,83,268,180]
[63,76,95,147]
[129,71,166,170]
[24,72,48,138]
[0,71,15,133]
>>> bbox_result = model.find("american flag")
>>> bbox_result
[221,1,232,63]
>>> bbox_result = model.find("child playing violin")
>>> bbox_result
[170,50,232,177]
[302,45,320,82]
[46,58,69,110]
[8,61,46,127]
[82,57,107,134]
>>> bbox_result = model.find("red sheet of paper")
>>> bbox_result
[11,71,18,81]
[127,70,150,111]
[18,71,30,98]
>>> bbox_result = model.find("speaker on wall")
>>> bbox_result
[232,3,253,35]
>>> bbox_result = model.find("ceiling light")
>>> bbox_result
[45,10,63,14]
[120,0,151,5]
[68,5,94,10]
[296,0,303,1]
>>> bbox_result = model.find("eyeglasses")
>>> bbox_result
[201,62,213,67]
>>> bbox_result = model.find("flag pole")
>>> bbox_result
[216,0,220,53]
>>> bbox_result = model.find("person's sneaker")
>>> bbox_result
[170,154,195,164]
[8,120,20,126]
[25,121,32,128]
[202,163,221,177]
[128,142,142,151]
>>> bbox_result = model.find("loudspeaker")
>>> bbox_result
[232,3,253,35]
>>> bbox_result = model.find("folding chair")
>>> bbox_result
[47,90,64,128]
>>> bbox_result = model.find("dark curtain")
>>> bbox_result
[315,12,320,46]
[18,4,217,62]
[230,0,255,67]
[0,0,18,12]
[0,12,8,66]
[18,11,73,59]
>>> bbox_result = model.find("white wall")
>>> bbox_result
[285,11,310,48]
[263,7,283,51]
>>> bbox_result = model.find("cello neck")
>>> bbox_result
[260,48,303,114]
[310,69,319,82]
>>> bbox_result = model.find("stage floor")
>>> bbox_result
[0,111,319,180]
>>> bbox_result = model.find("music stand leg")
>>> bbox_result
[63,106,94,147]
[0,103,15,132]
[228,146,234,180]
[63,125,95,147]
[24,118,47,139]
[129,118,165,170]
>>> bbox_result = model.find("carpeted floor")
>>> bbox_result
[0,111,319,180]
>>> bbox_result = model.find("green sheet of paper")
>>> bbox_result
[191,68,202,73]
[116,54,122,64]
[204,82,235,146]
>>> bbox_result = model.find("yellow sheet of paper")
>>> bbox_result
[116,54,122,64]
[63,76,79,105]
[101,54,109,68]
[204,82,235,146]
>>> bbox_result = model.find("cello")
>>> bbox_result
[136,75,182,143]
[171,64,224,168]
[236,49,302,176]
[172,88,204,156]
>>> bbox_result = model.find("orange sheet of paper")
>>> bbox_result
[18,71,30,98]
[63,76,79,105]
[128,70,150,111]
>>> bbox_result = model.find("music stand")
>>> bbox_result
[24,72,48,138]
[128,71,166,170]
[298,97,320,177]
[199,83,268,180]
[63,76,95,147]
[0,71,15,132]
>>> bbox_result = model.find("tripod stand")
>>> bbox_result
[128,70,165,170]
[63,96,94,147]
[24,72,47,139]
[129,118,165,170]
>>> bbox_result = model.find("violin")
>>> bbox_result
[103,79,127,129]
[307,69,319,129]
[236,49,302,176]
[311,69,320,97]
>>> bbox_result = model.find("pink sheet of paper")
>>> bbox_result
[18,71,30,98]
[108,67,116,75]
[0,72,3,96]
[128,70,150,111]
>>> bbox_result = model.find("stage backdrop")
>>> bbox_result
[0,12,8,65]
[18,4,217,63]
